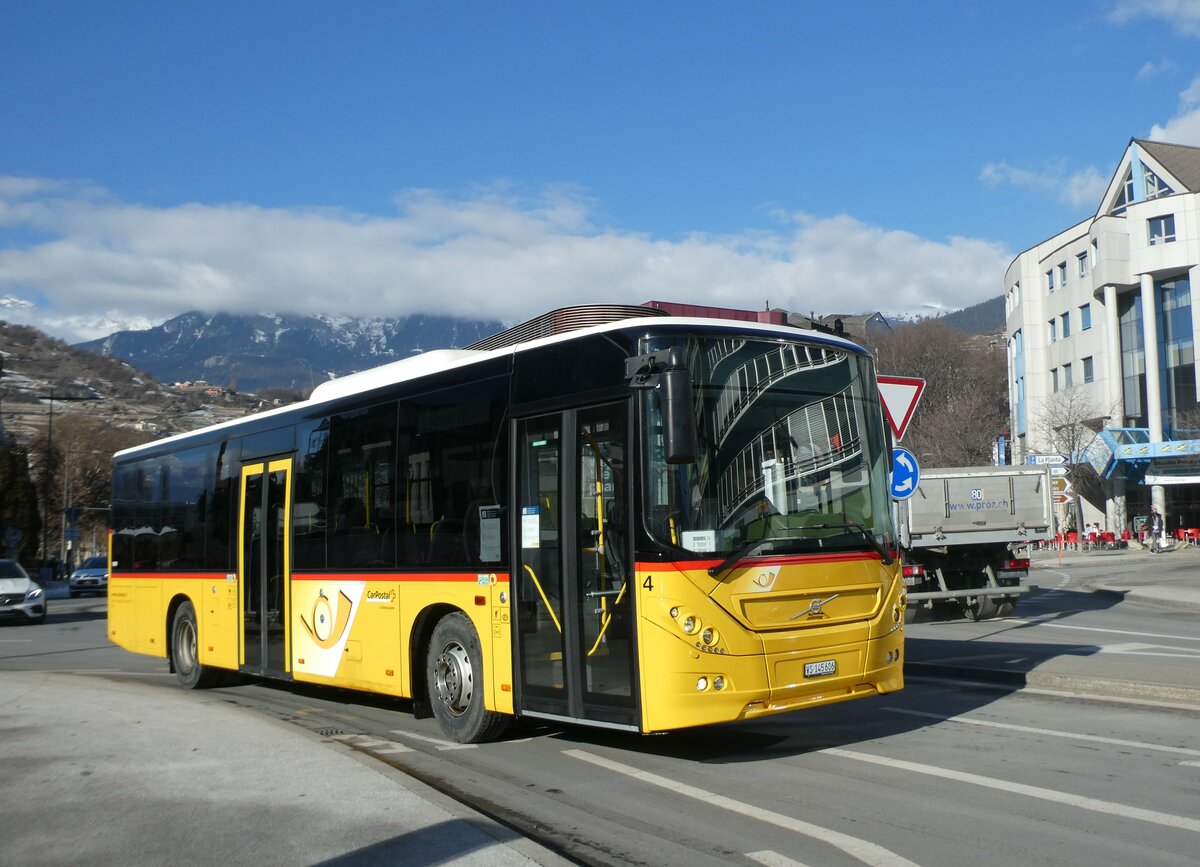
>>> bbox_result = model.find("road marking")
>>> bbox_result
[1009,618,1200,644]
[883,707,1200,758]
[565,749,919,867]
[328,733,415,753]
[747,851,813,867]
[1096,642,1200,659]
[1182,761,1200,768]
[822,748,1200,834]
[390,729,477,750]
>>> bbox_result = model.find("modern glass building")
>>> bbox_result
[1005,139,1200,534]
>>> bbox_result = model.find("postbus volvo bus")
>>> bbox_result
[107,304,905,742]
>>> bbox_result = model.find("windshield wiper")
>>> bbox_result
[707,538,776,578]
[707,521,893,579]
[800,521,894,565]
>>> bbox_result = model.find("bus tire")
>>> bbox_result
[171,601,222,689]
[427,612,510,743]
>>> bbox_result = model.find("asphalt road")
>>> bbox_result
[3,563,1199,867]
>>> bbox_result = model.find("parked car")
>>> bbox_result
[69,555,109,598]
[0,559,46,624]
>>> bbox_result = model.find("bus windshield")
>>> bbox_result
[641,333,894,561]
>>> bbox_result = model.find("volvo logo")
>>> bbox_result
[790,593,840,620]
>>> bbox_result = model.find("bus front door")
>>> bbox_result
[239,458,293,678]
[514,403,638,729]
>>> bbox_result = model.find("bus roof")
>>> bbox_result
[114,314,867,460]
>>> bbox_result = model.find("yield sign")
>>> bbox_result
[877,375,926,442]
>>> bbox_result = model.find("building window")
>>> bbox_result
[1046,269,1055,293]
[1049,319,1057,343]
[1148,214,1176,245]
[1063,363,1073,389]
[1051,368,1059,393]
[1013,281,1020,306]
[1058,262,1068,286]
[1080,303,1092,330]
[1062,311,1071,338]
[1083,356,1095,383]
[1077,252,1088,277]
[1144,168,1174,200]
[1091,238,1099,266]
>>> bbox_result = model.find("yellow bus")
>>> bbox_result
[108,304,905,742]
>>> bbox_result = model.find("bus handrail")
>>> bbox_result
[522,563,562,634]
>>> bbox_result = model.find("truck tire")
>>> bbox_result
[965,596,999,621]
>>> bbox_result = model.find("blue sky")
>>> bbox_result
[3,1,1200,342]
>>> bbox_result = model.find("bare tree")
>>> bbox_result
[1034,389,1110,529]
[871,320,1008,467]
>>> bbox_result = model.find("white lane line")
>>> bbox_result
[823,748,1200,834]
[1181,761,1200,768]
[747,851,813,867]
[390,729,478,750]
[564,749,919,867]
[1009,619,1200,644]
[882,707,1200,758]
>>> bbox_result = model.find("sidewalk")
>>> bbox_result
[1030,542,1200,614]
[0,670,570,867]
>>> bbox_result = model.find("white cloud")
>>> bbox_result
[979,161,1107,208]
[1149,75,1200,143]
[0,177,1011,343]
[1111,0,1200,36]
[1136,58,1179,80]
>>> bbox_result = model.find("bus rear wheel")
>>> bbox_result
[427,612,510,743]
[171,601,222,689]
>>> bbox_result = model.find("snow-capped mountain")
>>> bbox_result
[75,311,505,392]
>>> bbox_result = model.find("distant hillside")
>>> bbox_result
[941,295,1004,335]
[76,311,505,392]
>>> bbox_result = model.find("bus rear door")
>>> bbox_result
[239,458,293,678]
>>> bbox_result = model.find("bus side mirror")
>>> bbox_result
[660,357,698,465]
[626,348,699,465]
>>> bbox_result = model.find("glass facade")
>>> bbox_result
[1117,275,1195,431]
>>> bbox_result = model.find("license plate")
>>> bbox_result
[804,659,837,678]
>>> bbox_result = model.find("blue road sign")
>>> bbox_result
[890,447,920,500]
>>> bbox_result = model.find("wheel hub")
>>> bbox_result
[434,641,473,716]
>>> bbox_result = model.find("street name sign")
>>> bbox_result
[1028,453,1067,465]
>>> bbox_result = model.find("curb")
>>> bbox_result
[906,662,1200,707]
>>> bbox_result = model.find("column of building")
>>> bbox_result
[1102,283,1127,531]
[1139,274,1166,516]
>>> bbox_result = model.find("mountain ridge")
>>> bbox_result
[76,310,506,392]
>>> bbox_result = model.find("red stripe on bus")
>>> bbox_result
[292,572,510,583]
[635,551,886,571]
[110,572,224,580]
[111,571,510,583]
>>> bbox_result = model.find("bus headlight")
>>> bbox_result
[712,676,726,691]
[701,628,717,645]
[683,616,699,634]
[696,676,709,691]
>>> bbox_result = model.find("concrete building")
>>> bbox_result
[1005,138,1200,535]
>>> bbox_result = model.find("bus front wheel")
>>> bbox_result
[427,612,510,743]
[171,601,222,689]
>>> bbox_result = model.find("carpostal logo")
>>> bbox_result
[300,589,354,649]
[752,566,780,591]
[365,588,396,604]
